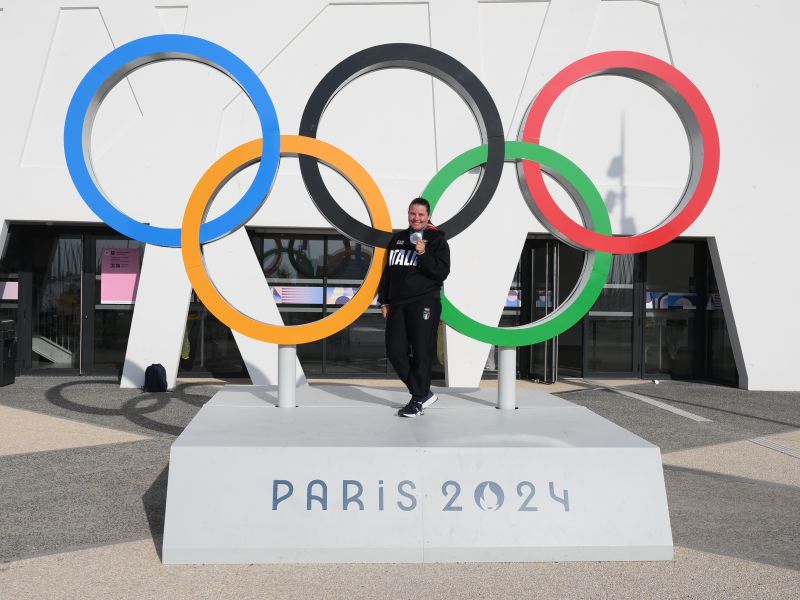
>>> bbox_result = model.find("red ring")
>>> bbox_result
[521,51,719,253]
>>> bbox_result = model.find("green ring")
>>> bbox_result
[422,140,612,347]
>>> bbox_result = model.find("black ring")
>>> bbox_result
[287,239,316,278]
[299,43,505,248]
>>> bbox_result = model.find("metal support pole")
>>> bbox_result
[497,346,516,410]
[278,344,296,408]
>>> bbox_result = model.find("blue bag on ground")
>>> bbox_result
[144,363,168,392]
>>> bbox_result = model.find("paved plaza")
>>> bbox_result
[0,375,798,599]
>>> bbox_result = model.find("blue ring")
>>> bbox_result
[64,34,280,247]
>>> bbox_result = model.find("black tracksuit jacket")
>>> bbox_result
[377,226,450,305]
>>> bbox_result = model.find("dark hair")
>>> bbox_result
[409,197,431,214]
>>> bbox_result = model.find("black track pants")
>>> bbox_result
[385,297,442,400]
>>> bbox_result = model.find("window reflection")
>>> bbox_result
[644,243,696,378]
[251,233,381,376]
[262,237,324,281]
[706,254,737,384]
[326,310,386,375]
[93,238,144,371]
[31,237,81,368]
[327,238,372,281]
[0,229,19,374]
[586,254,634,373]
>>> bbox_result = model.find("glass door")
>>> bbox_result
[324,237,389,376]
[705,251,737,384]
[30,235,82,369]
[262,235,324,376]
[0,229,20,374]
[86,236,144,373]
[527,240,558,382]
[520,239,582,382]
[642,242,700,378]
[583,254,640,376]
[517,237,736,384]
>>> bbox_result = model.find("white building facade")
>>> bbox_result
[0,0,796,390]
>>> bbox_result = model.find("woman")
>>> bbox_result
[378,198,450,417]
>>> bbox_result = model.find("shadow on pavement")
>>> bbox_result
[311,383,400,408]
[142,466,168,562]
[637,392,800,429]
[43,379,212,437]
[665,464,800,571]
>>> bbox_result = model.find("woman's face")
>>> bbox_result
[407,203,430,231]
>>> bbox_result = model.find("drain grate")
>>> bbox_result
[750,437,800,459]
[577,379,713,423]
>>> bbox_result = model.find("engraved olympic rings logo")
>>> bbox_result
[64,34,719,347]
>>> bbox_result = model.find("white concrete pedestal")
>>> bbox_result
[162,385,673,564]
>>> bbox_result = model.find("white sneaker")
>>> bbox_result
[398,399,424,418]
[420,392,439,409]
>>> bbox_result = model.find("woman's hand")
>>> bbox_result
[415,239,427,254]
[381,304,389,319]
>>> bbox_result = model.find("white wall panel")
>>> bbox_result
[478,1,550,141]
[0,0,796,389]
[442,0,601,386]
[550,1,686,235]
[156,5,188,34]
[217,2,434,231]
[21,9,142,168]
[658,0,800,389]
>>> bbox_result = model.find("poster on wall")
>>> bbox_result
[0,281,18,301]
[100,248,140,304]
[272,286,324,305]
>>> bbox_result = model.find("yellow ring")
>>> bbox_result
[181,135,390,344]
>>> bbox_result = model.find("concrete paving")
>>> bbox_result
[0,375,798,598]
[662,437,800,487]
[0,404,149,456]
[2,542,797,600]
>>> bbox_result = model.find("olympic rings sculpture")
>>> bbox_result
[64,34,719,348]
